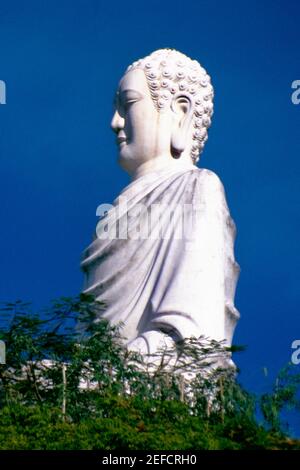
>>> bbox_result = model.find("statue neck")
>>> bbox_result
[130,154,195,181]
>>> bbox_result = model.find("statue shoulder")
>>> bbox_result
[191,167,225,194]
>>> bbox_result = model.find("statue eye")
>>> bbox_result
[123,98,137,110]
[120,90,143,112]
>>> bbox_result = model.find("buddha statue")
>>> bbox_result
[81,49,240,358]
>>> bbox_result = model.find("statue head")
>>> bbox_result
[111,48,214,175]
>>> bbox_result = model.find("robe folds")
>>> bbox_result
[81,164,240,347]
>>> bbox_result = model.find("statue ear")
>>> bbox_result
[171,94,194,158]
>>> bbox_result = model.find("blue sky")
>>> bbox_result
[0,0,300,432]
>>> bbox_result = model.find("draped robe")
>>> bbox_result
[81,164,240,348]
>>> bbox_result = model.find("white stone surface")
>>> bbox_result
[81,49,240,358]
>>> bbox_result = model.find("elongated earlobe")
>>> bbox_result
[170,93,194,159]
[171,132,185,158]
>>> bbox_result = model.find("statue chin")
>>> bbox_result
[117,153,136,175]
[116,142,139,174]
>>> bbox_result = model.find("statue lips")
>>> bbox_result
[117,135,127,147]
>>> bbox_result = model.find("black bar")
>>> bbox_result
[0,450,299,466]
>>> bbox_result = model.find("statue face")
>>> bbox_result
[111,68,174,175]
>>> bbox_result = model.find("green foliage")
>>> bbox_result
[0,295,299,450]
[260,364,300,433]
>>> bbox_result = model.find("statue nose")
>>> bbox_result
[111,110,124,133]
